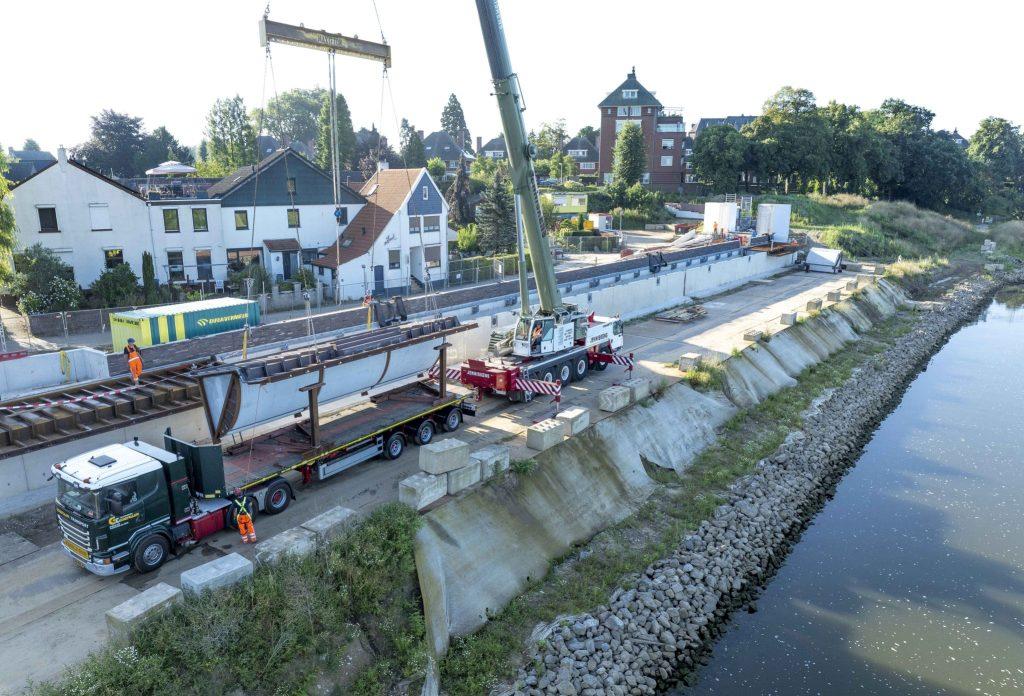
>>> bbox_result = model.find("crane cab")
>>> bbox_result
[513,315,574,358]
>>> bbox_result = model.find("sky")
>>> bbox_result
[3,0,1021,155]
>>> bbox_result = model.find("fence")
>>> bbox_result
[557,236,621,254]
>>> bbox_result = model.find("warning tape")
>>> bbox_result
[428,365,463,382]
[590,351,635,369]
[513,377,562,396]
[0,372,194,412]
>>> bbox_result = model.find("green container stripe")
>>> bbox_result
[183,303,260,338]
[149,317,160,343]
[167,315,177,342]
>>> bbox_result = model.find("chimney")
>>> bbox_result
[476,136,482,153]
[57,146,68,166]
[417,130,424,141]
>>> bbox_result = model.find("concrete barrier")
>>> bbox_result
[470,445,510,479]
[419,438,469,475]
[805,298,822,312]
[622,377,651,403]
[678,352,702,369]
[826,291,842,302]
[527,419,565,451]
[599,385,631,412]
[556,406,590,436]
[780,312,798,326]
[180,553,253,595]
[301,506,358,544]
[845,280,858,291]
[447,461,482,494]
[106,582,182,639]
[743,330,761,342]
[254,527,317,566]
[400,472,447,510]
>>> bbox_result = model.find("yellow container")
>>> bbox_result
[110,314,153,348]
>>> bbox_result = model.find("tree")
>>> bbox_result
[315,92,356,171]
[612,121,645,185]
[744,87,831,192]
[0,148,16,283]
[692,125,746,193]
[141,252,158,304]
[136,126,192,173]
[534,120,568,160]
[548,151,577,181]
[476,170,516,254]
[427,157,447,186]
[456,223,479,253]
[8,245,79,313]
[446,157,473,226]
[440,94,470,149]
[968,117,1023,188]
[256,88,323,148]
[204,96,257,175]
[72,110,146,177]
[91,264,140,307]
[399,119,427,168]
[576,126,598,144]
[21,139,41,152]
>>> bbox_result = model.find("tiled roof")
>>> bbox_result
[695,116,756,135]
[423,131,474,162]
[9,158,143,199]
[314,168,426,269]
[480,135,506,153]
[8,149,56,163]
[563,136,597,161]
[263,238,302,252]
[598,69,662,108]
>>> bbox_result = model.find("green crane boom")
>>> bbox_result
[474,0,563,316]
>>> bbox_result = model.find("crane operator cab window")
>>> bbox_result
[519,317,553,355]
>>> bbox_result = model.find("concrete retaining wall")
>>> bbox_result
[0,348,109,400]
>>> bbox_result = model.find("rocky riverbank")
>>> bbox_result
[508,271,1021,696]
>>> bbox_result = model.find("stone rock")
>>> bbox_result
[399,472,447,510]
[556,406,590,436]
[300,506,357,545]
[419,437,469,475]
[447,460,482,494]
[254,526,317,566]
[471,444,511,479]
[599,385,631,413]
[106,582,182,639]
[622,378,652,403]
[527,419,564,451]
[180,553,253,596]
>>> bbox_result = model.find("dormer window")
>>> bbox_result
[622,89,638,99]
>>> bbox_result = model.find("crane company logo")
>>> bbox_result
[196,312,248,328]
[108,512,140,527]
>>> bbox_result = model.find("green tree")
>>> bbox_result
[141,251,159,304]
[440,93,470,149]
[72,110,146,177]
[135,126,193,173]
[456,223,479,253]
[968,117,1023,188]
[744,87,831,193]
[693,124,746,193]
[612,121,645,185]
[476,170,516,254]
[576,125,598,143]
[533,119,568,160]
[399,119,427,168]
[427,157,447,186]
[446,157,473,226]
[91,264,140,307]
[547,151,577,181]
[9,245,79,312]
[21,139,41,152]
[0,148,16,283]
[256,88,323,147]
[205,96,257,174]
[315,92,356,171]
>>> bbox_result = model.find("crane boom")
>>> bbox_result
[474,0,563,315]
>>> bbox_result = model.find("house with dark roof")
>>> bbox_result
[477,135,507,160]
[423,131,474,175]
[313,166,449,299]
[694,116,756,136]
[597,68,689,192]
[562,136,599,180]
[4,147,57,184]
[938,129,969,149]
[692,116,760,191]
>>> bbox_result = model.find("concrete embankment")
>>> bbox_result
[506,273,1017,695]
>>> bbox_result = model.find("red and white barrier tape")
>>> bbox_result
[513,377,562,396]
[0,373,193,412]
[429,365,463,382]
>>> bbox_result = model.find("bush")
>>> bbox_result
[457,223,480,253]
[293,268,316,290]
[90,264,139,308]
[228,261,273,295]
[586,189,614,213]
[990,220,1024,255]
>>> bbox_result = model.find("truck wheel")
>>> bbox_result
[132,535,169,574]
[557,362,572,385]
[593,346,610,371]
[414,419,436,446]
[384,432,406,460]
[264,481,291,515]
[541,369,555,383]
[442,408,462,432]
[573,356,589,381]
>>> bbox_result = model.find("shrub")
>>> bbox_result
[294,268,316,290]
[229,261,273,296]
[90,264,139,308]
[990,220,1024,255]
[457,223,480,253]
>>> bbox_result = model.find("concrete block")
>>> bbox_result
[780,312,797,326]
[622,377,652,403]
[826,291,842,302]
[106,582,182,639]
[743,330,761,342]
[599,385,631,412]
[845,280,858,291]
[399,472,447,510]
[301,506,358,545]
[419,438,469,475]
[678,352,702,369]
[471,445,510,479]
[447,461,482,494]
[254,527,317,567]
[556,406,590,436]
[805,298,822,312]
[180,553,253,596]
[526,418,565,451]
[984,263,1004,272]
[857,273,878,286]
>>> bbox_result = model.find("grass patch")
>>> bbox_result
[990,220,1024,258]
[884,256,950,294]
[510,458,537,475]
[36,503,426,696]
[682,356,726,392]
[439,310,918,694]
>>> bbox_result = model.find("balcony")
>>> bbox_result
[656,123,685,133]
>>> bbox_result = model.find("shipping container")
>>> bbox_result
[110,298,260,348]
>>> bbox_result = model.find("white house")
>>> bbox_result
[313,167,450,300]
[7,147,152,285]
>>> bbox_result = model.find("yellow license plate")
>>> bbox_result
[63,538,89,560]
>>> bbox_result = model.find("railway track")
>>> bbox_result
[0,361,208,458]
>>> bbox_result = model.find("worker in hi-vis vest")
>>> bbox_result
[233,497,256,544]
[123,338,143,385]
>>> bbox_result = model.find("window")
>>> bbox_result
[37,206,59,232]
[409,217,422,234]
[423,215,441,232]
[234,210,249,230]
[104,248,124,269]
[424,245,441,268]
[227,247,262,269]
[88,204,111,231]
[622,89,638,99]
[287,208,300,228]
[641,172,650,184]
[422,185,429,200]
[686,161,693,170]
[580,162,596,170]
[335,206,348,225]
[660,155,673,167]
[167,250,185,282]
[301,248,319,266]
[685,149,693,156]
[286,177,296,195]
[629,106,641,116]
[195,248,213,280]
[388,249,401,269]
[162,209,180,233]
[661,139,674,150]
[615,119,642,133]
[685,174,696,184]
[568,149,586,157]
[191,208,208,232]
[656,123,685,133]
[603,173,613,184]
[616,106,629,116]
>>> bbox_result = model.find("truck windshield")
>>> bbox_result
[57,478,102,518]
[514,318,531,340]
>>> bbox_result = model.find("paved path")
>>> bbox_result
[0,270,852,693]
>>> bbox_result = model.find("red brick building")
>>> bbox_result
[597,68,690,193]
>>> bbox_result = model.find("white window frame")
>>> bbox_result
[629,106,641,116]
[661,139,674,150]
[660,155,673,167]
[88,203,111,232]
[422,185,429,200]
[388,248,401,270]
[641,172,651,184]
[616,106,628,116]
[622,89,638,99]
[580,162,596,170]
[36,205,59,233]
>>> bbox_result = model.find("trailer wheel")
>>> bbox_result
[592,347,610,371]
[384,432,406,460]
[557,362,572,385]
[132,535,169,574]
[264,481,291,515]
[573,356,589,381]
[414,419,436,446]
[442,407,462,432]
[541,369,555,383]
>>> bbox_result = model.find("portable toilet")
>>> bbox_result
[756,204,792,243]
[110,297,260,348]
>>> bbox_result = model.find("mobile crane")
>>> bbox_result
[459,0,627,402]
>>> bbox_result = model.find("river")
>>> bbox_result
[677,287,1024,696]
